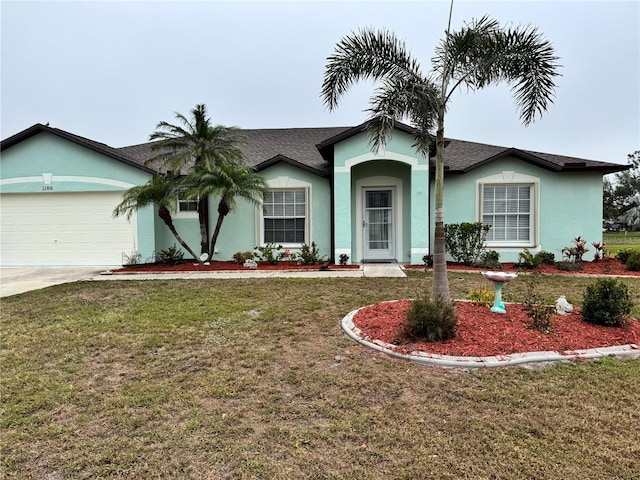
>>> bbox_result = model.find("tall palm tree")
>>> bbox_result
[322,12,560,302]
[113,175,200,260]
[147,104,245,255]
[184,163,267,262]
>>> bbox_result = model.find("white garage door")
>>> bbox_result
[1,192,137,266]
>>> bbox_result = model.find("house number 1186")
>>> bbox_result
[42,186,53,191]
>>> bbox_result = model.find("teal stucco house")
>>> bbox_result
[0,122,626,266]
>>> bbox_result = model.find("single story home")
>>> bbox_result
[0,122,627,266]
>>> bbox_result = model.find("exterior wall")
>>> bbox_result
[440,157,605,262]
[0,132,156,260]
[333,129,429,264]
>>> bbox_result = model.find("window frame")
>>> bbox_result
[259,180,311,247]
[476,172,539,249]
[175,195,199,218]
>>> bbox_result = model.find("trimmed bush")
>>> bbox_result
[535,251,556,266]
[582,279,633,327]
[445,222,490,266]
[474,250,501,269]
[556,261,583,271]
[403,294,457,342]
[626,252,640,271]
[616,249,635,265]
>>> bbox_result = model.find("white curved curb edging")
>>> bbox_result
[341,306,640,369]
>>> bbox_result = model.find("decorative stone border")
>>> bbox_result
[341,305,640,369]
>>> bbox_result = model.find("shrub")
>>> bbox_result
[233,251,255,264]
[517,249,555,269]
[556,261,584,271]
[254,243,283,264]
[582,279,633,327]
[616,249,635,264]
[444,222,490,266]
[422,254,433,268]
[560,236,589,263]
[403,294,457,342]
[468,287,494,308]
[299,242,324,266]
[158,244,184,264]
[516,248,537,269]
[338,253,350,265]
[535,251,556,266]
[522,272,554,334]
[474,250,501,269]
[625,252,640,272]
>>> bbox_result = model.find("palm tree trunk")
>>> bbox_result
[158,206,200,261]
[432,109,450,303]
[198,196,210,255]
[205,199,230,262]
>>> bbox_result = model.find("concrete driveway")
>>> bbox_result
[0,267,106,297]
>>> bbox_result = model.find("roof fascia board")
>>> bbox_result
[459,148,563,173]
[255,154,327,177]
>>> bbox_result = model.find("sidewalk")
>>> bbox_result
[95,263,406,281]
[1,264,407,298]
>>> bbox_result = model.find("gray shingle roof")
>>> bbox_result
[2,123,628,176]
[440,137,622,173]
[241,127,350,173]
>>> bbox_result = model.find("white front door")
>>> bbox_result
[362,188,394,260]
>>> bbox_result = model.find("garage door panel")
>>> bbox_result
[1,192,137,266]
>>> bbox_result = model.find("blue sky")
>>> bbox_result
[2,1,638,165]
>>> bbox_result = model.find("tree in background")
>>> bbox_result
[604,150,640,230]
[147,104,245,255]
[321,10,560,302]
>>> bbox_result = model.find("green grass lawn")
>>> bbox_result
[604,231,640,256]
[2,273,640,479]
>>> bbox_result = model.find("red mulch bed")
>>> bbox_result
[352,300,640,357]
[111,260,360,273]
[405,257,639,276]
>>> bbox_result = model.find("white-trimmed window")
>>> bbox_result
[176,195,198,218]
[482,184,533,244]
[263,189,306,244]
[178,197,198,213]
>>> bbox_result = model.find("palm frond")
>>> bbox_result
[435,16,561,125]
[321,27,423,111]
[185,164,267,212]
[113,175,179,220]
[366,75,439,156]
[146,104,245,172]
